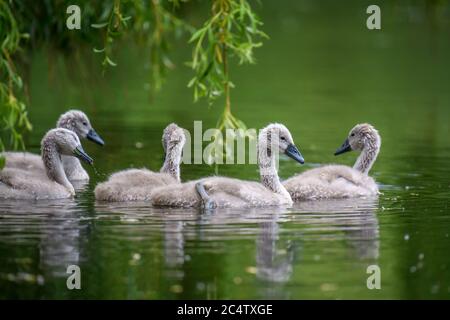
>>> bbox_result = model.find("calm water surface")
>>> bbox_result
[1,1,450,299]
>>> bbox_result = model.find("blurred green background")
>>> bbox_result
[1,0,450,299]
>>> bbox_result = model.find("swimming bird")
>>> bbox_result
[3,110,103,181]
[0,128,94,200]
[57,110,104,180]
[94,123,186,201]
[283,123,381,200]
[151,123,305,208]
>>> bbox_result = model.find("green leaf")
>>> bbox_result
[91,22,109,29]
[187,77,197,88]
[189,27,207,43]
[104,56,117,67]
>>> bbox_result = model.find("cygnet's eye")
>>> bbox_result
[280,136,286,141]
[351,133,355,137]
[83,122,88,126]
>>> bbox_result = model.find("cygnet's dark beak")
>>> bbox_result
[334,138,352,156]
[285,144,305,164]
[74,145,94,165]
[87,129,105,146]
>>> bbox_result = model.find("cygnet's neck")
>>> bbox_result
[354,134,380,174]
[258,140,292,202]
[160,146,181,182]
[61,156,88,180]
[42,141,75,195]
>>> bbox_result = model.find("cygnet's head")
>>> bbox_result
[335,123,380,155]
[57,110,105,146]
[259,123,305,164]
[42,128,94,165]
[162,123,186,158]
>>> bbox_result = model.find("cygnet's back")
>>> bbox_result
[284,165,378,200]
[151,177,291,208]
[95,168,177,202]
[283,123,381,201]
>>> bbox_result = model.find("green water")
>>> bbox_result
[1,1,450,299]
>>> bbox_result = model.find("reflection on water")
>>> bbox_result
[256,219,295,283]
[0,182,448,299]
[0,197,381,299]
[0,199,83,288]
[293,198,380,260]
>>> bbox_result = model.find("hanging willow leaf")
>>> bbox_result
[91,22,109,28]
[188,0,266,114]
[0,0,31,155]
[104,56,117,66]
